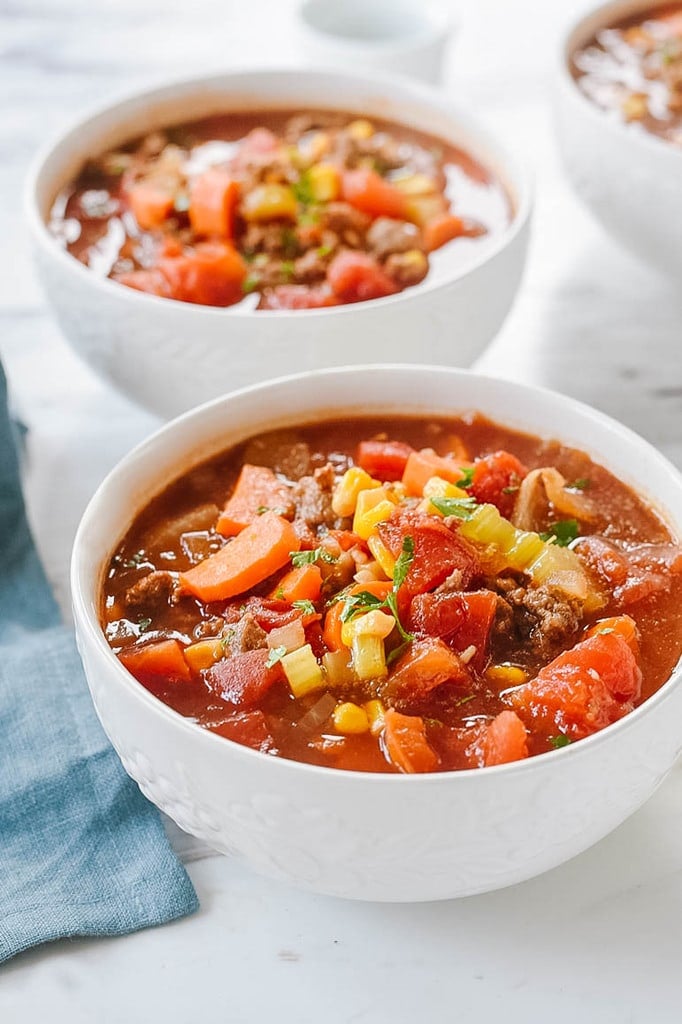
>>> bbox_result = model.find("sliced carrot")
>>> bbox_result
[189,169,239,238]
[422,213,465,252]
[119,639,191,685]
[270,564,322,604]
[585,614,639,657]
[127,181,175,230]
[382,709,439,774]
[341,168,408,220]
[158,241,247,306]
[402,448,472,496]
[216,464,293,537]
[481,710,528,766]
[322,580,392,652]
[179,512,300,603]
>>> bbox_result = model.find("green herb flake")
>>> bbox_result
[280,260,295,281]
[567,478,591,491]
[292,171,314,207]
[455,694,476,708]
[549,734,572,749]
[274,588,285,601]
[539,519,580,547]
[290,547,337,568]
[266,646,287,668]
[384,589,414,643]
[456,466,475,489]
[137,617,152,633]
[316,244,333,258]
[220,628,236,652]
[292,599,316,615]
[386,640,411,666]
[392,536,415,590]
[297,209,320,226]
[430,496,478,520]
[242,275,260,294]
[339,591,384,623]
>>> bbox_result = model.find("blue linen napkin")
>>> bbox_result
[0,362,198,963]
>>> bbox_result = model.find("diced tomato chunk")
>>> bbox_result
[510,632,642,739]
[409,591,466,638]
[408,589,497,675]
[259,284,340,310]
[204,649,284,708]
[356,439,414,481]
[327,251,399,304]
[382,709,439,774]
[204,710,274,752]
[469,450,528,518]
[225,597,319,633]
[378,509,480,597]
[384,637,469,705]
[480,711,529,766]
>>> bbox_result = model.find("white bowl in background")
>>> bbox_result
[297,0,453,83]
[26,69,531,420]
[71,364,682,902]
[555,0,682,274]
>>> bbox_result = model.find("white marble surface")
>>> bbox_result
[1,0,681,1019]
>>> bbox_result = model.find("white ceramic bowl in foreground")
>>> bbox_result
[555,0,682,274]
[72,365,682,902]
[26,69,531,419]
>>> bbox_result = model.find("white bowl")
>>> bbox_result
[555,0,682,274]
[71,365,682,902]
[26,69,531,420]
[297,0,453,84]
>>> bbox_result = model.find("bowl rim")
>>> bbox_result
[25,65,532,321]
[556,0,682,163]
[296,0,453,54]
[71,363,682,784]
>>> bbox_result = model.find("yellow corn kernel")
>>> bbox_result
[333,701,370,735]
[351,634,387,681]
[281,643,326,698]
[367,534,395,580]
[332,467,380,518]
[308,162,340,202]
[347,118,374,140]
[506,531,546,571]
[393,173,438,196]
[485,663,529,687]
[363,699,386,736]
[341,609,395,648]
[353,487,397,540]
[241,183,297,222]
[183,637,225,673]
[420,475,470,514]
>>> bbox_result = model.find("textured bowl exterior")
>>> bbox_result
[72,366,682,901]
[555,0,682,275]
[27,69,531,419]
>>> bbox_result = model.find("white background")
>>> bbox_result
[1,0,681,1019]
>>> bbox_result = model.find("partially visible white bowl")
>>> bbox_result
[26,69,531,419]
[71,364,682,902]
[555,0,682,274]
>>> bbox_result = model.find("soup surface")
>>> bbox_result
[102,415,682,774]
[572,3,682,146]
[49,109,510,310]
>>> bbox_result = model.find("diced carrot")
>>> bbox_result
[382,709,439,774]
[204,649,283,708]
[179,512,300,603]
[322,580,392,652]
[585,615,639,657]
[402,448,471,496]
[157,241,247,306]
[480,710,529,766]
[270,564,322,603]
[127,181,175,230]
[469,450,528,518]
[356,439,414,481]
[119,638,191,696]
[327,251,399,304]
[216,464,293,537]
[422,212,465,252]
[384,637,469,704]
[189,169,239,238]
[341,168,408,220]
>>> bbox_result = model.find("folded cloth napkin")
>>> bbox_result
[0,362,198,964]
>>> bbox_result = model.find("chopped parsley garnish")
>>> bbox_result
[567,478,591,491]
[137,617,152,633]
[540,519,580,547]
[386,639,411,666]
[292,171,314,206]
[280,260,295,281]
[339,590,384,623]
[548,734,572,749]
[429,496,478,520]
[242,275,259,294]
[392,536,415,589]
[274,587,285,601]
[456,466,475,489]
[290,547,338,567]
[220,628,236,651]
[337,537,415,643]
[266,646,287,668]
[297,209,320,226]
[455,694,476,707]
[292,599,316,615]
[316,244,333,257]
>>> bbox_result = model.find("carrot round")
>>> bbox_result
[271,564,323,604]
[189,169,239,238]
[179,512,300,603]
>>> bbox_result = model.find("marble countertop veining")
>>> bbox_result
[1,0,681,1020]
